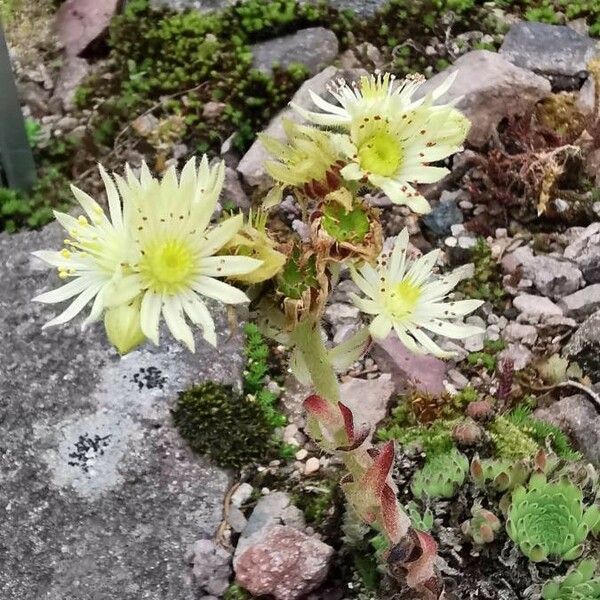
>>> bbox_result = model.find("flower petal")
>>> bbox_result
[140,291,162,345]
[192,276,249,304]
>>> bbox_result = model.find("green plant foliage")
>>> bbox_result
[507,473,600,562]
[411,448,469,499]
[523,0,600,36]
[542,559,600,599]
[0,168,71,233]
[276,248,318,299]
[471,457,530,492]
[322,204,370,243]
[490,415,540,460]
[467,339,507,373]
[24,118,42,148]
[243,323,287,429]
[507,404,582,461]
[376,404,456,458]
[223,584,251,600]
[79,0,329,156]
[293,479,337,524]
[459,238,506,306]
[172,381,277,469]
[405,500,434,531]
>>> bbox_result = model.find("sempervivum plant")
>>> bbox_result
[411,448,469,500]
[507,473,600,562]
[542,559,600,599]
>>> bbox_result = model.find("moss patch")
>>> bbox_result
[172,381,277,469]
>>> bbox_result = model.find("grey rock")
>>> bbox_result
[564,223,600,284]
[564,309,600,356]
[202,101,227,120]
[230,482,253,508]
[502,322,538,346]
[559,284,600,319]
[17,81,49,118]
[222,167,250,211]
[53,56,91,112]
[0,224,245,599]
[422,198,463,236]
[234,525,333,600]
[188,539,232,596]
[463,315,486,352]
[513,293,563,318]
[227,506,248,533]
[535,395,600,462]
[281,505,306,530]
[509,246,583,299]
[415,50,551,147]
[564,310,600,381]
[318,0,387,17]
[339,42,384,70]
[577,76,597,117]
[499,22,599,79]
[251,28,338,77]
[499,342,532,371]
[237,66,367,188]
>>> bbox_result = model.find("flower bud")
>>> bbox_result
[104,297,146,355]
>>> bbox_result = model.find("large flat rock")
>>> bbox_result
[0,224,244,599]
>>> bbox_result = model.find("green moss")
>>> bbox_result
[77,0,334,157]
[467,339,506,373]
[172,381,277,469]
[377,403,456,458]
[490,415,540,460]
[458,237,506,306]
[223,584,251,600]
[293,479,337,524]
[24,118,42,148]
[506,404,582,461]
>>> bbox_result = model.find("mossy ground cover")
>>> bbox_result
[4,0,600,232]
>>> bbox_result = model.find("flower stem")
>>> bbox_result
[291,317,340,403]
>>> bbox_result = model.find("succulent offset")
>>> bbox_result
[411,448,469,499]
[507,473,600,562]
[542,559,600,599]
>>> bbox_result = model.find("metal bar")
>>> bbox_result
[0,21,37,191]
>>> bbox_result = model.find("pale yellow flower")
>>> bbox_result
[293,72,470,213]
[349,229,483,357]
[34,157,262,352]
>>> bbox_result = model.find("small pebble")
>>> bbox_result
[304,457,320,475]
[295,449,309,461]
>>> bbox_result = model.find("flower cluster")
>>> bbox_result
[33,157,263,353]
[33,71,478,600]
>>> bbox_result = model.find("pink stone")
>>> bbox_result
[372,333,448,396]
[235,525,333,600]
[54,0,121,57]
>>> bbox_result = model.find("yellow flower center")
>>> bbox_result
[358,131,402,177]
[139,239,195,294]
[384,279,421,319]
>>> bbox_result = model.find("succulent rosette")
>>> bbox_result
[507,473,600,562]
